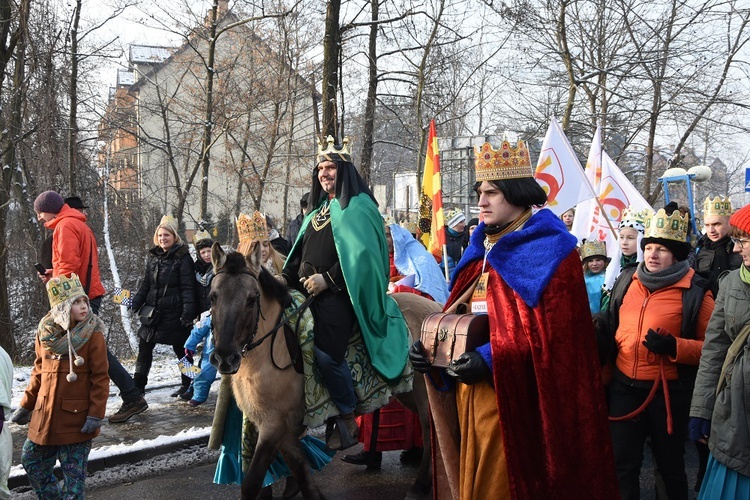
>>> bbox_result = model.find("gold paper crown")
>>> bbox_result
[317,135,351,163]
[47,273,86,309]
[619,207,650,230]
[579,240,607,261]
[644,208,689,242]
[159,214,178,230]
[703,196,733,217]
[474,141,533,182]
[193,229,211,245]
[237,211,268,244]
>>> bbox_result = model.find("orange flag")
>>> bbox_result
[419,120,446,261]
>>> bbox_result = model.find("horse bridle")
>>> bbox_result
[215,268,262,353]
[215,266,314,370]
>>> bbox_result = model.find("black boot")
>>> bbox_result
[133,373,147,396]
[170,385,190,397]
[342,450,382,469]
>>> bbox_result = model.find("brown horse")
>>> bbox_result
[210,243,439,500]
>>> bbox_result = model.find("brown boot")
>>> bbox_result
[326,413,359,451]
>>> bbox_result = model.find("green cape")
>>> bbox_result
[287,194,409,382]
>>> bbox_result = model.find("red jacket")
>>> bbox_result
[46,204,106,300]
[615,268,714,381]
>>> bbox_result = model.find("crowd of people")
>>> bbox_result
[4,137,750,499]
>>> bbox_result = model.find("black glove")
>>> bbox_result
[11,407,31,425]
[445,351,492,385]
[408,340,431,373]
[642,328,677,357]
[180,317,194,328]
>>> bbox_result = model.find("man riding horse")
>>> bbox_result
[281,136,410,451]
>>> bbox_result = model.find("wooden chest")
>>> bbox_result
[420,312,490,368]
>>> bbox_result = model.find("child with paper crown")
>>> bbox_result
[580,239,610,314]
[12,273,109,499]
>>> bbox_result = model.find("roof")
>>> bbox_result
[129,45,175,64]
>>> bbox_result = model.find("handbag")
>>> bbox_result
[139,305,160,326]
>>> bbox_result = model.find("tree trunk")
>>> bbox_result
[359,0,378,187]
[0,0,29,357]
[68,0,82,195]
[198,0,220,222]
[321,0,341,138]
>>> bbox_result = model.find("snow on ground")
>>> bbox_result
[12,443,220,498]
[9,346,215,485]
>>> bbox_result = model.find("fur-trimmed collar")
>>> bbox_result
[453,209,577,307]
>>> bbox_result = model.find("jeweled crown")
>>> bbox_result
[237,211,268,244]
[193,229,211,245]
[47,273,86,309]
[703,196,733,217]
[644,209,689,242]
[474,141,533,182]
[317,136,351,163]
[579,239,607,261]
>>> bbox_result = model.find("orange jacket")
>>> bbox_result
[46,204,106,300]
[615,267,714,381]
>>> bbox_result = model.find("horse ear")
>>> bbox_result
[211,242,226,271]
[245,241,263,274]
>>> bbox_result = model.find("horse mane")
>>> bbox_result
[258,266,292,308]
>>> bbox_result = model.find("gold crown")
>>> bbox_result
[474,141,533,182]
[401,220,418,234]
[317,135,351,163]
[703,196,733,217]
[579,239,607,260]
[159,214,178,230]
[193,229,211,245]
[47,273,86,309]
[619,207,650,230]
[237,211,268,244]
[644,208,689,242]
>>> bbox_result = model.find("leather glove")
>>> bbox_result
[184,348,195,363]
[180,317,194,328]
[408,340,431,373]
[81,416,103,434]
[11,407,31,425]
[445,351,492,385]
[689,417,711,443]
[642,328,677,357]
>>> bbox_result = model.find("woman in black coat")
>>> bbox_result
[131,216,197,396]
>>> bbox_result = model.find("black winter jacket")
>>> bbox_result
[132,243,197,345]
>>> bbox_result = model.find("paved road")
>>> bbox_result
[81,439,699,500]
[85,444,419,499]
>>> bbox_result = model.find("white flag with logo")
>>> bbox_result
[534,117,596,216]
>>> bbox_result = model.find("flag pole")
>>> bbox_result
[592,196,619,239]
[442,243,449,281]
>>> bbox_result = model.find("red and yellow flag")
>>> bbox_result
[419,120,446,261]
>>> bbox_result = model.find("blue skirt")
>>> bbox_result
[698,454,750,500]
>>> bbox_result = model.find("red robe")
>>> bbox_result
[429,251,618,499]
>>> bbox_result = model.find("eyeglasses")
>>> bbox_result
[730,237,750,249]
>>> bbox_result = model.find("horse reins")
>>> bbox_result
[609,354,674,435]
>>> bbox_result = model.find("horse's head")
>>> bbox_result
[209,242,263,374]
